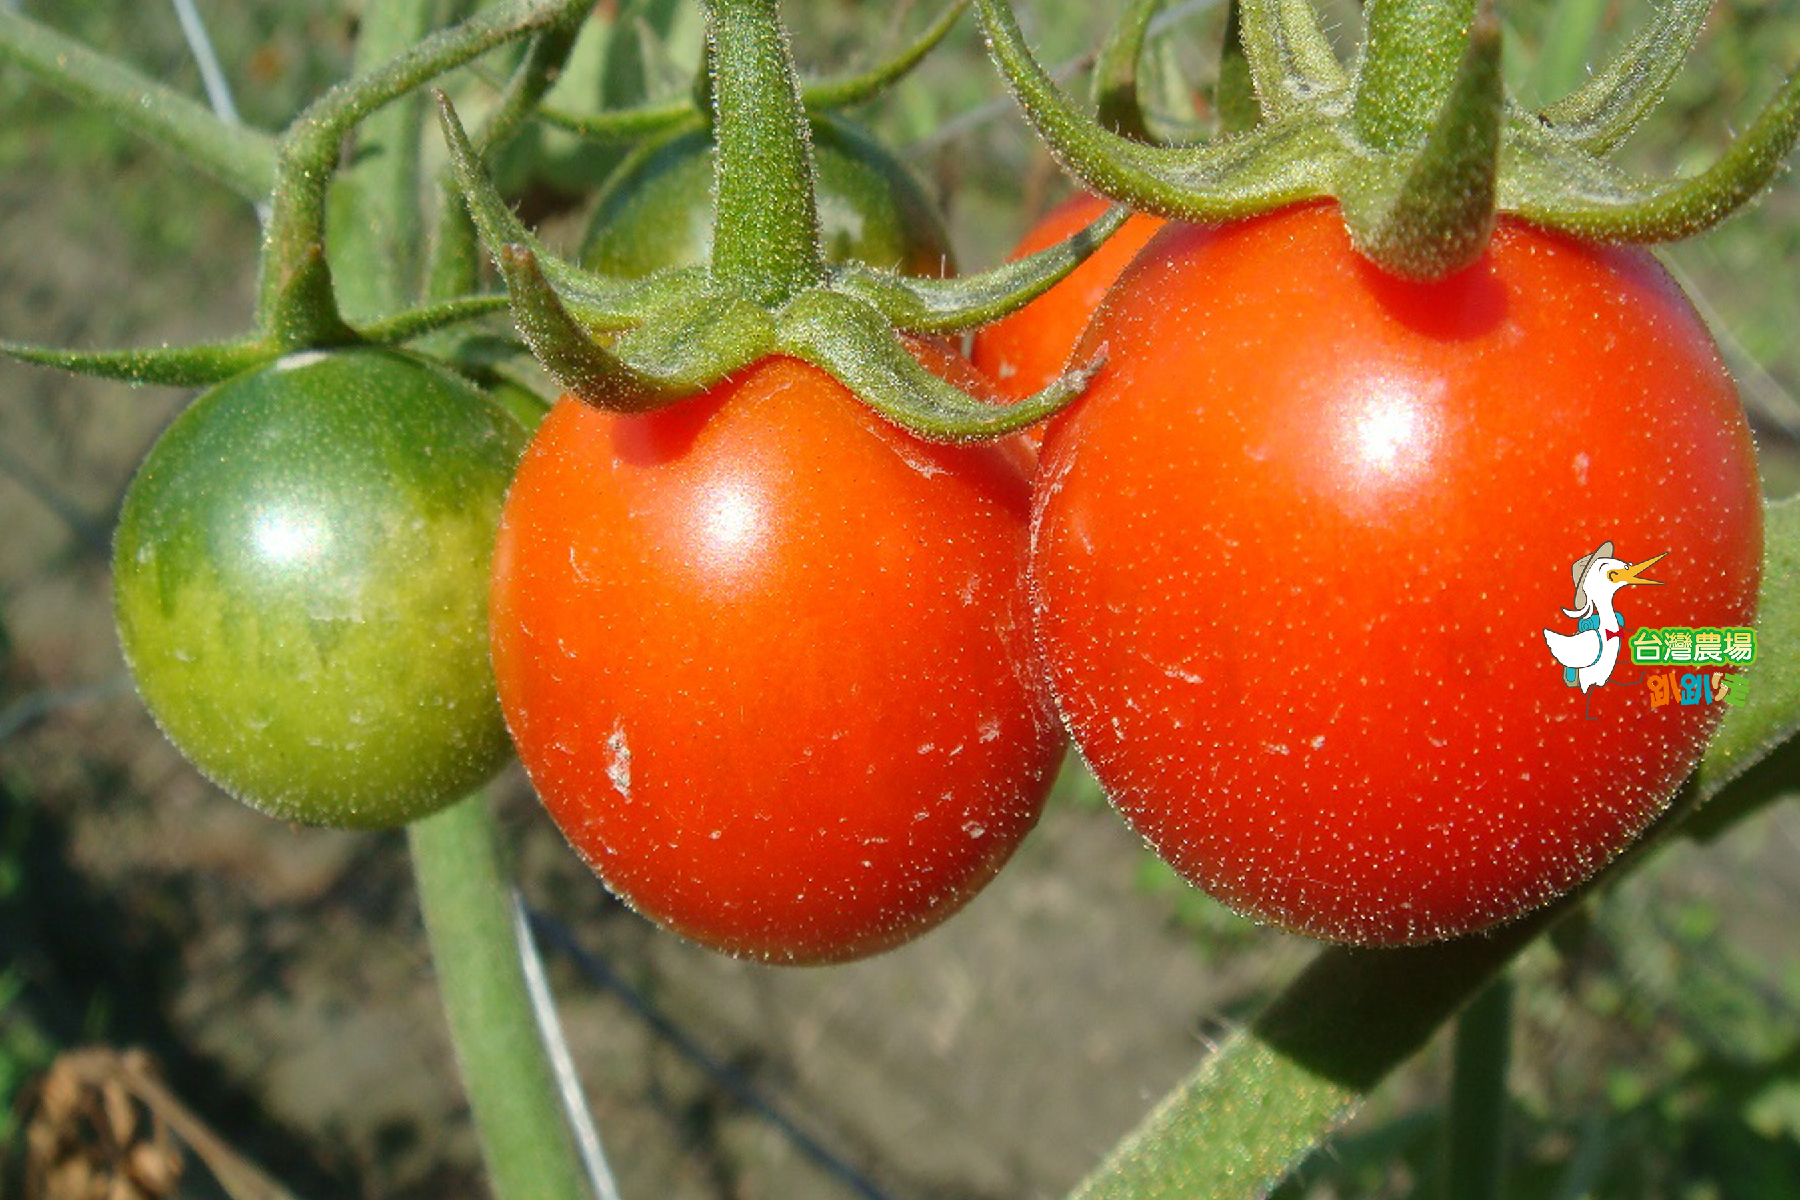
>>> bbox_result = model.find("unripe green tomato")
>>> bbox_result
[113,348,528,828]
[580,114,955,278]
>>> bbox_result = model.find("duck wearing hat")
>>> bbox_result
[1543,541,1667,717]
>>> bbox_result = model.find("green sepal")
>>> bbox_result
[984,0,1800,280]
[0,337,278,388]
[495,245,718,412]
[1235,0,1347,120]
[1516,64,1800,244]
[1536,0,1710,156]
[1272,0,1347,97]
[257,0,594,349]
[800,0,969,110]
[1340,7,1502,280]
[775,290,1095,442]
[606,288,775,393]
[826,203,1132,334]
[421,14,591,304]
[359,295,515,345]
[435,90,668,328]
[1215,0,1260,136]
[977,0,1335,220]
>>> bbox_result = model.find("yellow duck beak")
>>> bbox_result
[1607,552,1668,587]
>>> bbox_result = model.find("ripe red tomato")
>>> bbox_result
[490,355,1063,963]
[970,191,1165,403]
[1032,202,1763,946]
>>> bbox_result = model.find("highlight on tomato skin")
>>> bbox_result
[1028,202,1764,947]
[490,355,1065,964]
[970,191,1165,407]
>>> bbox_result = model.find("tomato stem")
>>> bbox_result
[257,0,589,349]
[410,793,595,1200]
[329,0,440,320]
[702,0,826,306]
[1342,6,1502,280]
[1214,0,1260,136]
[1351,0,1477,152]
[0,7,276,204]
[1444,974,1513,1200]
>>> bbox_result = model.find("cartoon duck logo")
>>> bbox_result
[1542,541,1667,718]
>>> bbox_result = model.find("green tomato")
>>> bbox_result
[580,114,955,278]
[113,348,528,828]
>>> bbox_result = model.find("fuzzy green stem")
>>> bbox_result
[329,0,442,319]
[1345,5,1502,280]
[702,0,824,305]
[410,794,592,1200]
[257,0,588,348]
[1444,974,1512,1200]
[1353,0,1477,151]
[0,8,276,202]
[1215,0,1260,135]
[424,10,586,302]
[1069,915,1549,1200]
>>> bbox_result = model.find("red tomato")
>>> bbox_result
[491,355,1063,963]
[1032,203,1762,946]
[971,192,1165,404]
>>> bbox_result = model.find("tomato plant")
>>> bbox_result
[1031,203,1764,946]
[580,113,956,279]
[489,354,1063,963]
[970,190,1163,400]
[113,348,528,828]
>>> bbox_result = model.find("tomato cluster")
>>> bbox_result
[94,14,1762,963]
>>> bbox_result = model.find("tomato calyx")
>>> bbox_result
[979,0,1800,281]
[436,0,1131,442]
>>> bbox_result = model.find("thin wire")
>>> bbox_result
[168,0,241,124]
[166,0,269,223]
[526,909,901,1200]
[512,892,623,1200]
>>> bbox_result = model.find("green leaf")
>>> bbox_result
[1690,495,1800,801]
